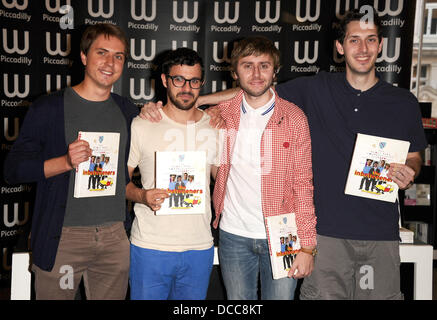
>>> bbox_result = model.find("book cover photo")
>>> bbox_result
[155,151,206,215]
[265,213,301,280]
[74,131,120,198]
[345,133,410,203]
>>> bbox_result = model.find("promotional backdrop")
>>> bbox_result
[0,0,416,293]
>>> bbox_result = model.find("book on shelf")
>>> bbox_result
[74,131,120,198]
[399,227,414,244]
[265,213,301,280]
[422,118,437,129]
[344,133,410,203]
[155,151,206,215]
[404,184,431,206]
[404,221,429,243]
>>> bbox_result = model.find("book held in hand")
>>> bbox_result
[155,151,206,215]
[265,213,301,280]
[74,131,120,198]
[345,133,410,203]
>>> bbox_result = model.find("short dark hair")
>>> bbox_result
[230,36,280,74]
[337,8,382,44]
[161,48,204,79]
[80,23,129,58]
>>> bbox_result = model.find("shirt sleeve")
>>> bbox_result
[288,108,317,247]
[127,117,141,169]
[3,101,47,184]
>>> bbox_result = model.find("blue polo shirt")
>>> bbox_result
[276,72,427,241]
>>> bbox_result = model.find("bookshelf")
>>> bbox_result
[400,103,437,251]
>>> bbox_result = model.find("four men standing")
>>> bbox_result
[4,6,428,301]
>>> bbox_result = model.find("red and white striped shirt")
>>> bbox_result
[212,90,317,247]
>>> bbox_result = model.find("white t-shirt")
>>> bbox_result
[128,109,220,251]
[219,91,275,239]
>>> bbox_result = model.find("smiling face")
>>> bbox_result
[335,20,383,77]
[232,53,275,100]
[80,34,126,91]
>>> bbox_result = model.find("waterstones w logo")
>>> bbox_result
[374,0,403,17]
[130,39,156,61]
[172,0,198,23]
[2,29,29,55]
[87,0,114,18]
[335,0,359,20]
[131,0,156,22]
[376,37,401,63]
[1,0,28,10]
[130,78,155,100]
[45,0,71,13]
[3,202,29,228]
[213,41,232,64]
[296,0,320,23]
[4,117,19,141]
[171,40,197,51]
[46,74,71,93]
[214,1,239,24]
[45,32,71,56]
[3,74,29,98]
[255,0,280,24]
[294,40,319,64]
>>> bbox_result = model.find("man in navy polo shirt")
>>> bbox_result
[140,9,426,300]
[276,9,425,300]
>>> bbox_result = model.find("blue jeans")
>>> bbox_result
[129,244,214,300]
[219,229,297,300]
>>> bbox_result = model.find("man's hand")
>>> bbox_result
[288,250,315,279]
[387,163,416,190]
[204,106,226,129]
[139,101,164,122]
[141,188,169,211]
[67,139,92,169]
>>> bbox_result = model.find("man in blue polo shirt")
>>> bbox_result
[140,9,426,300]
[274,9,425,300]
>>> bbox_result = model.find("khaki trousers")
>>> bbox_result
[32,222,130,300]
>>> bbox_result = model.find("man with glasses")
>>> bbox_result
[125,48,220,300]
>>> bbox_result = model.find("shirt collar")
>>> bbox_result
[241,88,275,116]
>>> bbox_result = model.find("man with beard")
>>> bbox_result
[125,48,220,300]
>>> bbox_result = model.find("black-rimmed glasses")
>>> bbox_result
[166,75,204,89]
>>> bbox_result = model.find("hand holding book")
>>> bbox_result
[67,138,92,169]
[387,163,416,190]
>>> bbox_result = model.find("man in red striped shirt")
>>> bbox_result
[211,36,317,300]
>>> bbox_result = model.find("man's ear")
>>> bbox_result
[231,71,238,81]
[335,40,344,56]
[80,51,87,66]
[377,37,383,54]
[161,73,168,88]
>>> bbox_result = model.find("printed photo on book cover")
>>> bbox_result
[345,134,410,203]
[155,151,206,215]
[74,132,120,198]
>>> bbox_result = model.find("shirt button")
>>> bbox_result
[357,93,361,96]
[354,108,359,112]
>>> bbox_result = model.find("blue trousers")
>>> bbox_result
[219,229,297,300]
[129,243,214,300]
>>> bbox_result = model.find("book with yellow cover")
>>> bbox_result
[73,131,120,198]
[344,133,410,203]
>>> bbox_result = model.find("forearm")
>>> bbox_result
[44,155,73,179]
[126,181,146,203]
[406,153,422,178]
[198,87,240,106]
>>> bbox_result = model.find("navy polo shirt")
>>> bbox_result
[276,72,427,241]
